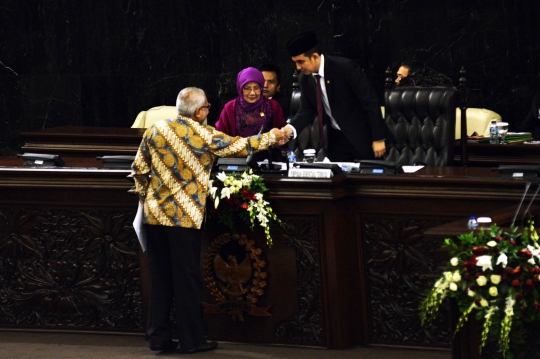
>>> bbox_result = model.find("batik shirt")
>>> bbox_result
[131,115,276,229]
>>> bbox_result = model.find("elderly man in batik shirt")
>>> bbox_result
[131,87,286,355]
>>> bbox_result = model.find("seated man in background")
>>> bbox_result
[518,92,540,139]
[259,63,291,119]
[395,60,453,87]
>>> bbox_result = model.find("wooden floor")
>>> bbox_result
[0,331,451,359]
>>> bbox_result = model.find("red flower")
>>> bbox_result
[512,279,521,288]
[505,267,514,275]
[519,249,533,258]
[472,246,485,255]
[495,235,503,242]
[241,203,248,210]
[526,279,534,290]
[509,238,516,245]
[516,292,523,300]
[513,267,521,275]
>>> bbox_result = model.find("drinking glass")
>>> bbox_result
[497,122,509,144]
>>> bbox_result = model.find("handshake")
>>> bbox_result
[270,126,294,146]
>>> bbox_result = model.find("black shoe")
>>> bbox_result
[184,341,218,354]
[149,340,178,352]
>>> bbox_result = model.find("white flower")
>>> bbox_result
[480,299,489,307]
[527,244,540,264]
[214,197,220,209]
[490,274,501,285]
[489,286,498,297]
[452,271,461,282]
[220,187,231,199]
[504,296,515,316]
[444,272,453,282]
[209,186,218,199]
[450,257,459,266]
[496,253,508,268]
[449,283,458,291]
[486,241,497,247]
[476,275,488,286]
[476,255,493,271]
[468,288,476,297]
[216,171,228,182]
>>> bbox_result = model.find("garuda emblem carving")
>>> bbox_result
[203,233,271,321]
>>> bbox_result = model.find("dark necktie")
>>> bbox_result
[315,74,325,147]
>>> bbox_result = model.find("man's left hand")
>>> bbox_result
[372,141,386,158]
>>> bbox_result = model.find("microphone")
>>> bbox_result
[246,124,265,165]
[520,184,540,227]
[512,182,531,227]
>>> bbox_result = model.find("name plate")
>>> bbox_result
[288,168,333,178]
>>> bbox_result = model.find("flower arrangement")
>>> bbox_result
[420,219,540,359]
[208,170,282,247]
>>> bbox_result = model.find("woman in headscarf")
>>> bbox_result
[216,68,287,161]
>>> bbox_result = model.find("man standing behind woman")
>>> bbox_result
[216,67,287,161]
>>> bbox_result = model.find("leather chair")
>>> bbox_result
[131,105,178,128]
[384,86,458,166]
[455,108,501,139]
[287,89,328,162]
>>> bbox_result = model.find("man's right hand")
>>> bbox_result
[281,125,293,140]
[271,128,289,145]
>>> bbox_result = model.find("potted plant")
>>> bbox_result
[420,219,540,359]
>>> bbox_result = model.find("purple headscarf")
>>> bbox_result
[236,67,266,112]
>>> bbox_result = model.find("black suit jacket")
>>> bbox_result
[271,91,291,120]
[291,55,386,160]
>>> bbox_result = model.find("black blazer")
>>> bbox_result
[271,91,291,120]
[291,55,386,160]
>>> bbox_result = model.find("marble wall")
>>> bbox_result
[1,0,539,155]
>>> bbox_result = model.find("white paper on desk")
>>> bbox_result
[133,202,147,252]
[402,165,424,173]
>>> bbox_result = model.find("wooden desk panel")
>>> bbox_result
[20,126,145,163]
[1,155,540,350]
[455,141,540,166]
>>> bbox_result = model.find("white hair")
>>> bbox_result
[176,87,206,117]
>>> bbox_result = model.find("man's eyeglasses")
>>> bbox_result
[200,103,211,110]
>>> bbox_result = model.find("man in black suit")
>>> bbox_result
[259,63,291,119]
[281,31,387,161]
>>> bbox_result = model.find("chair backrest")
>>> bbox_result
[131,105,178,128]
[455,108,502,139]
[384,86,458,167]
[287,89,327,161]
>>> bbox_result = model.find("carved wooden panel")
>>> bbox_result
[0,208,142,331]
[274,218,325,346]
[363,216,450,348]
